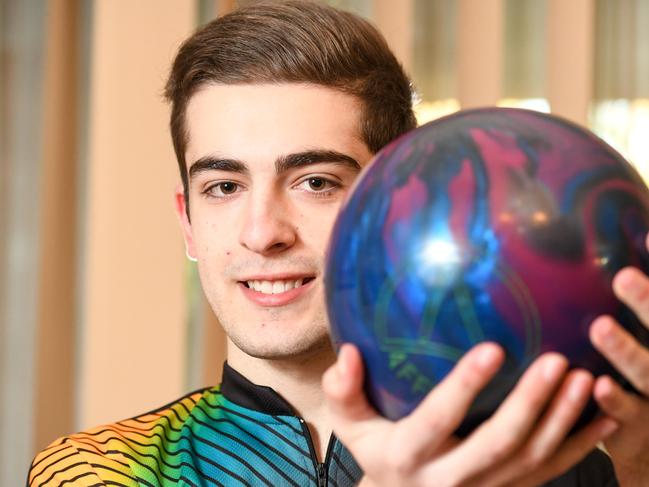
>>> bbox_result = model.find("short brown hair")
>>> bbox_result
[164,0,416,208]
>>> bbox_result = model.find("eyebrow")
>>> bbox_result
[188,150,362,180]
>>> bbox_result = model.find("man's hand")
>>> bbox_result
[590,240,649,485]
[323,343,617,486]
[323,343,618,487]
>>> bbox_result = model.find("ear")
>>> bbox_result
[174,183,197,261]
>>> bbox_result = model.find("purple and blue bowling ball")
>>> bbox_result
[325,107,649,435]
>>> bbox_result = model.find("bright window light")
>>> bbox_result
[590,99,649,184]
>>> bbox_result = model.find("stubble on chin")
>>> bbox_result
[221,313,334,362]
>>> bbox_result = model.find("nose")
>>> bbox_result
[238,191,297,255]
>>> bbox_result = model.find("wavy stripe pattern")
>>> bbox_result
[28,387,361,486]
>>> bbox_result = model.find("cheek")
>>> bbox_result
[193,227,225,259]
[298,205,341,247]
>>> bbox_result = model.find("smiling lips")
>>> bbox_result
[246,278,310,294]
[239,276,316,306]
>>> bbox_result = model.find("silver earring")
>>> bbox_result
[185,248,198,262]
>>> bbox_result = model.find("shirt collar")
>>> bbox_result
[220,361,296,416]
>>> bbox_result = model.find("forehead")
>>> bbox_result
[184,83,369,169]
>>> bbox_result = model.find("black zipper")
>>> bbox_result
[316,462,326,486]
[298,417,335,487]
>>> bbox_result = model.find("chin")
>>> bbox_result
[230,329,333,361]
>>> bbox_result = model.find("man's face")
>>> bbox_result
[177,83,373,360]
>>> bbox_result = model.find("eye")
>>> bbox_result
[308,177,327,190]
[203,181,241,198]
[219,182,238,194]
[296,177,338,193]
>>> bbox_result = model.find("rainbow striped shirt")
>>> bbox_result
[27,364,361,486]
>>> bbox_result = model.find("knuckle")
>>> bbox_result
[522,388,548,411]
[518,446,545,472]
[385,449,417,475]
[488,433,518,463]
[420,414,447,437]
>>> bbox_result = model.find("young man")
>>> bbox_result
[28,2,649,486]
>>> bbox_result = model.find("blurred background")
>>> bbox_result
[2,0,648,484]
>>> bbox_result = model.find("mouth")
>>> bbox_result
[240,276,316,295]
[237,274,317,307]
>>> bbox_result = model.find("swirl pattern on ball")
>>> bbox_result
[325,107,649,435]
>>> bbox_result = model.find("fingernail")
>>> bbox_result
[595,375,615,398]
[596,319,618,346]
[615,268,638,293]
[476,344,499,368]
[567,372,590,402]
[543,355,566,382]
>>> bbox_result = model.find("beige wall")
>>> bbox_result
[77,0,196,429]
[458,0,505,107]
[374,0,414,72]
[547,0,595,124]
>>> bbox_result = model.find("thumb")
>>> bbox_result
[322,344,387,443]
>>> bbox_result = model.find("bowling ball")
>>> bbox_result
[325,107,649,435]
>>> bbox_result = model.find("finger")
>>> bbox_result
[612,267,649,326]
[519,370,594,460]
[388,343,504,467]
[590,316,649,395]
[594,375,643,423]
[475,369,594,487]
[512,417,618,487]
[322,344,386,443]
[438,353,569,479]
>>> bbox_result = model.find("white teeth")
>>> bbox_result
[247,278,307,294]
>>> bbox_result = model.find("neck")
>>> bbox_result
[226,339,336,460]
